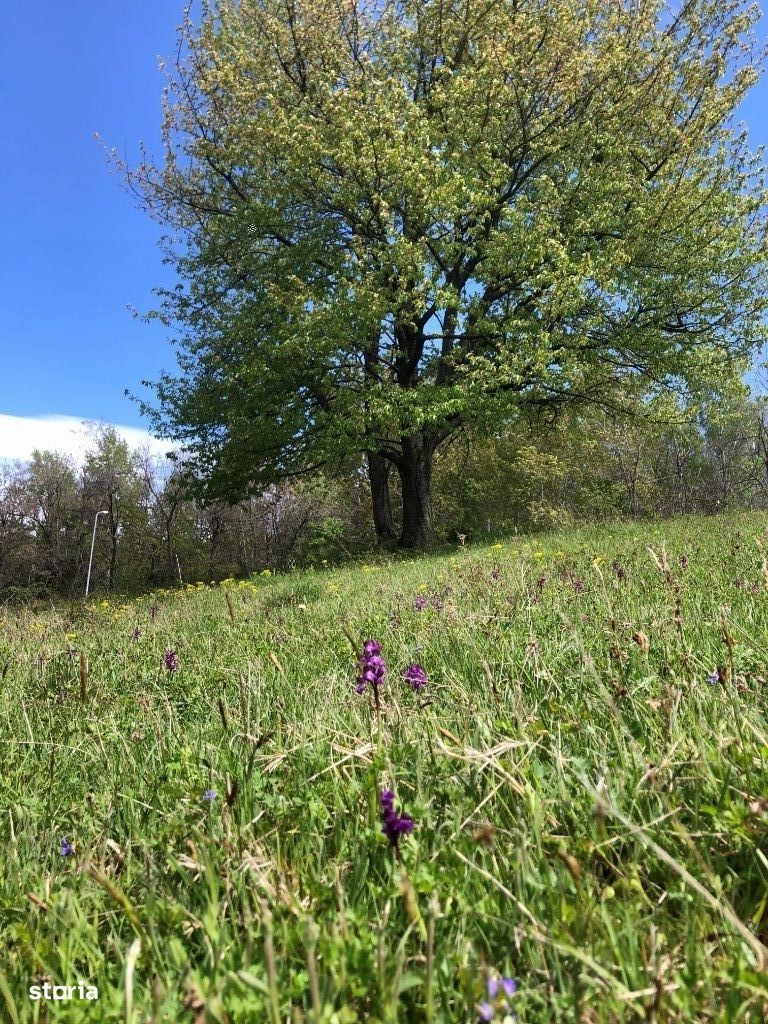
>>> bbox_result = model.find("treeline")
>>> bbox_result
[2,394,768,598]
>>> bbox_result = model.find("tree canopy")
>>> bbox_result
[126,0,768,546]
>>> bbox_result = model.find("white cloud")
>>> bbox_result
[0,414,176,465]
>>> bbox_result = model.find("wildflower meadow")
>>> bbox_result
[3,513,768,1021]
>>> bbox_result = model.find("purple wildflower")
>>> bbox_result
[734,576,745,589]
[482,975,517,1020]
[708,670,720,685]
[60,838,74,857]
[164,649,179,673]
[529,575,547,604]
[66,647,78,661]
[413,595,427,611]
[132,627,142,641]
[355,639,387,694]
[390,610,401,628]
[490,569,500,581]
[404,664,428,691]
[202,789,217,802]
[150,605,159,620]
[380,790,414,848]
[611,561,626,581]
[430,593,443,610]
[679,555,688,569]
[572,578,585,594]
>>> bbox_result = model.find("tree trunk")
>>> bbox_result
[397,433,435,548]
[367,452,396,542]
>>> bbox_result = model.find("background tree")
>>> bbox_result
[21,451,84,592]
[81,429,145,592]
[125,0,768,546]
[0,463,36,593]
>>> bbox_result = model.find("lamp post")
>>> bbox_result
[85,510,109,598]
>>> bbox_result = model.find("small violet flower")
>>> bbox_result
[202,789,217,802]
[708,670,720,685]
[380,790,414,848]
[403,664,428,691]
[132,627,142,641]
[60,838,74,858]
[481,975,517,1020]
[413,595,427,611]
[355,639,387,694]
[165,649,179,673]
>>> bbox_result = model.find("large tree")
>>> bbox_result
[126,0,768,546]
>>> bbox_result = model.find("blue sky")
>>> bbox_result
[0,3,767,461]
[0,2,180,459]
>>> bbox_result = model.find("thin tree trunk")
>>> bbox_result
[367,452,396,542]
[397,433,435,548]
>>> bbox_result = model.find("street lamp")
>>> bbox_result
[85,510,109,598]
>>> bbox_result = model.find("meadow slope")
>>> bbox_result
[3,514,768,1022]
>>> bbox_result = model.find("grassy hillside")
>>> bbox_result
[3,513,768,1022]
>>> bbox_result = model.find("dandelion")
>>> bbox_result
[202,789,217,802]
[404,664,428,691]
[59,838,74,857]
[165,649,179,673]
[380,790,414,849]
[355,639,387,694]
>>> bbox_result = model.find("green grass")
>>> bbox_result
[3,512,768,1022]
